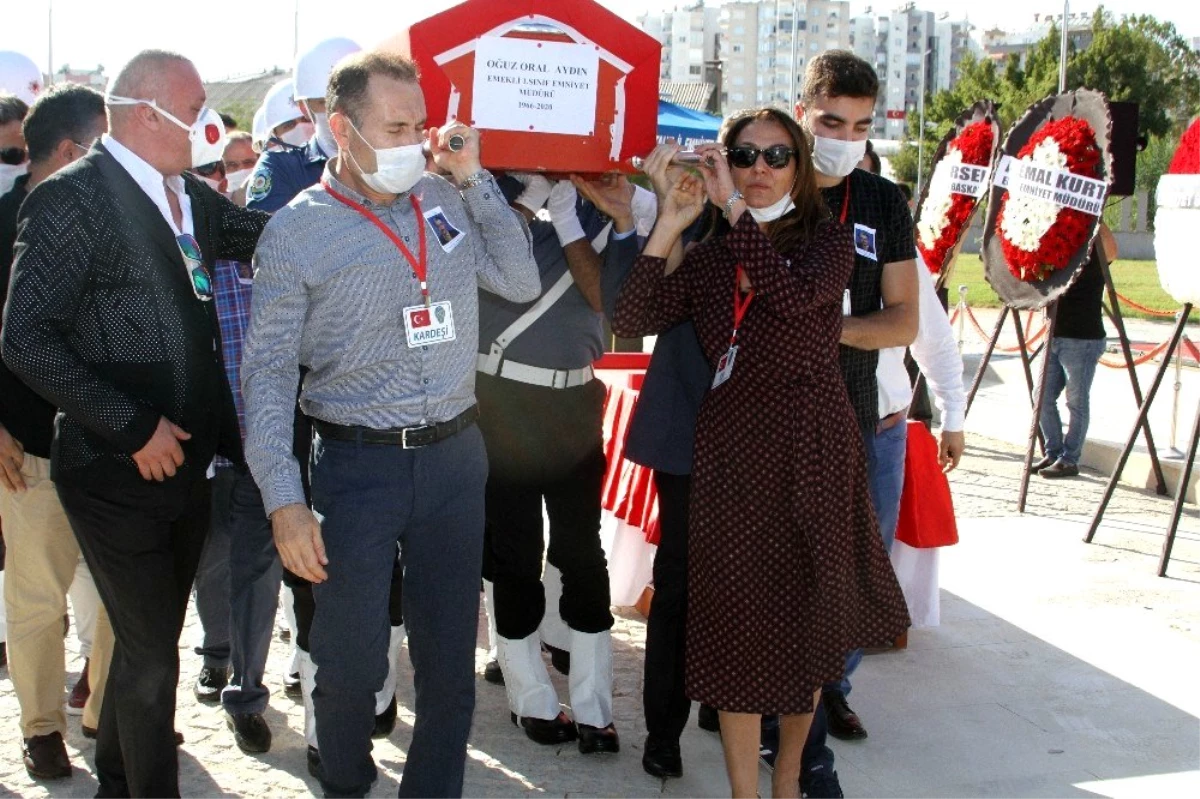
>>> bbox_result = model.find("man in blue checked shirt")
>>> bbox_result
[189,254,281,755]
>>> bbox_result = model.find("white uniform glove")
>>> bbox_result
[512,173,554,214]
[547,180,587,247]
[631,185,659,238]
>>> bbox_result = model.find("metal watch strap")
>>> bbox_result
[723,190,744,222]
[460,170,491,190]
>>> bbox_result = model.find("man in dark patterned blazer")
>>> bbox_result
[1,50,267,797]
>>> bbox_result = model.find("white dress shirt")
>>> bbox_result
[102,133,194,238]
[876,254,966,432]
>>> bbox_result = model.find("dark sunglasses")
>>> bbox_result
[727,144,797,170]
[176,234,213,301]
[1,146,28,166]
[193,161,226,177]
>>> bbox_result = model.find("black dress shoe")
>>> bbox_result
[802,767,845,798]
[226,712,272,753]
[544,643,571,675]
[282,671,302,700]
[194,666,229,704]
[0,641,7,667]
[1031,454,1057,473]
[306,745,322,780]
[697,703,720,733]
[642,735,682,778]
[23,731,72,779]
[577,722,620,754]
[823,690,867,740]
[372,696,397,739]
[1040,460,1080,479]
[510,711,578,745]
[483,659,505,685]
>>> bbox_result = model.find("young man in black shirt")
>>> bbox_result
[1034,224,1118,478]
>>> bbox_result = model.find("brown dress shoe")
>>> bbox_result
[1040,460,1080,479]
[24,731,72,779]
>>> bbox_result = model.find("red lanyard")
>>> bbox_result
[322,181,431,306]
[731,266,755,345]
[839,174,851,224]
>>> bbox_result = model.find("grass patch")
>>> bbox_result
[944,254,1196,323]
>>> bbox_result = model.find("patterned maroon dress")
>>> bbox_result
[613,213,910,714]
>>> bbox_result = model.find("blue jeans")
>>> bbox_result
[219,466,282,715]
[308,424,487,798]
[832,418,908,695]
[1039,337,1106,465]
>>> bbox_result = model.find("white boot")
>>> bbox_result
[538,563,571,653]
[568,629,614,728]
[497,632,560,721]
[483,580,499,662]
[375,624,405,714]
[299,648,318,748]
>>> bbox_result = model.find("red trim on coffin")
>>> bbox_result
[382,0,660,174]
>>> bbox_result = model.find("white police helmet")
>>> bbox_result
[293,38,361,102]
[0,51,43,105]
[250,104,269,153]
[263,78,304,132]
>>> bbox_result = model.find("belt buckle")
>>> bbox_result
[401,426,429,449]
[551,369,567,389]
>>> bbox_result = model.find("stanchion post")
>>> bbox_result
[965,306,1009,417]
[1171,325,1184,452]
[1085,304,1193,543]
[1101,256,1169,494]
[1018,302,1058,513]
[1159,398,1200,577]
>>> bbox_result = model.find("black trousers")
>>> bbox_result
[478,374,613,639]
[643,470,692,743]
[58,472,211,798]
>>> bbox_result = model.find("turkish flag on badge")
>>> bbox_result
[409,308,432,328]
[205,124,221,145]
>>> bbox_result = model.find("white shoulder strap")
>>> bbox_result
[478,269,577,373]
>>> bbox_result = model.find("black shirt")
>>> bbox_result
[821,169,916,434]
[0,174,58,459]
[1054,250,1106,340]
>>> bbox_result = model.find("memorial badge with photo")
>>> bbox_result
[853,223,877,260]
[424,206,466,253]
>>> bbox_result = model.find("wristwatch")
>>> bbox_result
[723,191,744,222]
[459,170,491,190]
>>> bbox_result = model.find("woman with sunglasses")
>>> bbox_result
[613,107,909,798]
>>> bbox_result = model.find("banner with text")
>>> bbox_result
[471,36,600,137]
[928,159,990,199]
[994,154,1107,217]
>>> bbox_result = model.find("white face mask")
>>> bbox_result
[225,168,253,192]
[279,121,314,148]
[0,162,27,196]
[809,132,867,179]
[107,95,228,168]
[747,192,796,223]
[312,112,338,158]
[195,174,224,192]
[345,118,425,195]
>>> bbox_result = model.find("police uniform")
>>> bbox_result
[245,139,329,214]
[478,191,638,747]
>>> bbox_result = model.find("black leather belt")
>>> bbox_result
[313,405,478,449]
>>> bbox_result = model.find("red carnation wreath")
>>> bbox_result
[994,117,1102,282]
[916,121,995,275]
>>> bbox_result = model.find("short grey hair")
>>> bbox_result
[109,49,193,100]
